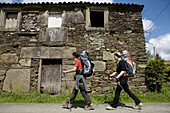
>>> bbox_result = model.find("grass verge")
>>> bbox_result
[0,82,169,104]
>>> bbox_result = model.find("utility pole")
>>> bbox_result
[146,41,156,59]
[153,46,156,59]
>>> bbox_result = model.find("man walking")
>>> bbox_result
[62,52,94,110]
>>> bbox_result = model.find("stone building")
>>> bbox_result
[0,2,147,94]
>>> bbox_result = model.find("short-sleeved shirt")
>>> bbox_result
[74,58,82,72]
[116,60,126,74]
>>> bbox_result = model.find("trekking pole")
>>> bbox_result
[89,94,98,105]
[105,73,115,90]
[105,72,121,90]
[86,88,98,105]
[108,79,115,90]
[105,73,126,106]
[64,73,71,112]
[105,73,136,108]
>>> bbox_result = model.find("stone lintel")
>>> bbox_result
[20,47,76,59]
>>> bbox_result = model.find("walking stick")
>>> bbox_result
[105,73,115,90]
[88,93,98,105]
[105,72,125,90]
[64,73,71,112]
[105,73,126,107]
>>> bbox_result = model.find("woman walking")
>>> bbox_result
[106,52,143,110]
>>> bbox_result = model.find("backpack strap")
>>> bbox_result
[128,57,134,67]
[121,60,129,77]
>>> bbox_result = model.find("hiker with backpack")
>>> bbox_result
[106,51,143,110]
[62,52,94,110]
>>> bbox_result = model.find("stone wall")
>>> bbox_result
[0,3,147,94]
[62,11,147,93]
[30,58,39,92]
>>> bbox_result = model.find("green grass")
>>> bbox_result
[0,91,68,103]
[0,82,170,104]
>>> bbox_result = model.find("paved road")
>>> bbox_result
[0,103,169,113]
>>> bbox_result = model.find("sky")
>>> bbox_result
[0,0,170,60]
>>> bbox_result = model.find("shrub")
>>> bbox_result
[146,58,167,93]
[165,65,170,81]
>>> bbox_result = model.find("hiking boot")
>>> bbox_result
[84,104,94,110]
[62,102,72,108]
[133,103,143,110]
[106,105,117,110]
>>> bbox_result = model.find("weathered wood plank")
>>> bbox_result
[41,63,61,94]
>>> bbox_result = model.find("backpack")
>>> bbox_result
[79,51,94,77]
[122,50,136,77]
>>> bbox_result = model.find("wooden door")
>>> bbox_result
[41,59,62,94]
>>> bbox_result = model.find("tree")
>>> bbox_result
[155,53,161,59]
[146,58,167,93]
[165,65,170,82]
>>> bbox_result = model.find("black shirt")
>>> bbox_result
[116,60,126,74]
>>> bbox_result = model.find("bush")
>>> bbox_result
[146,58,167,93]
[165,65,170,81]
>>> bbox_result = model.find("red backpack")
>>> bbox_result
[122,50,136,77]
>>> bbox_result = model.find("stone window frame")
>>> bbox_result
[85,7,109,30]
[0,8,21,31]
[48,12,63,28]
